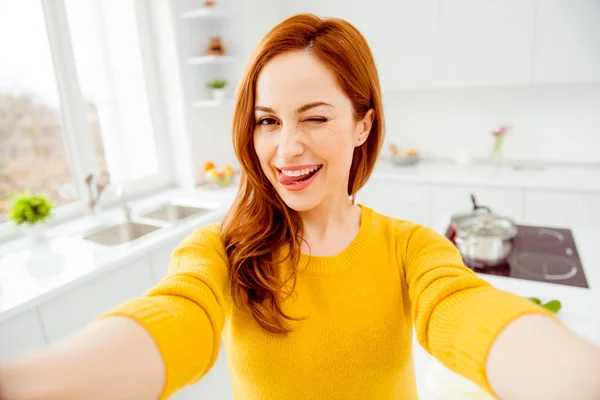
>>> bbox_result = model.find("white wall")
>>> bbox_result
[383,83,600,164]
[174,0,600,171]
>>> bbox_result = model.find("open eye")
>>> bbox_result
[256,117,278,126]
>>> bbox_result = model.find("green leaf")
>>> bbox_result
[527,297,542,305]
[542,300,562,313]
[7,190,54,225]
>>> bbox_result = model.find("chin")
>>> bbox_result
[278,191,325,212]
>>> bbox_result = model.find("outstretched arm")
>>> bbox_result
[400,223,600,400]
[0,223,230,400]
[487,313,600,399]
[0,316,166,400]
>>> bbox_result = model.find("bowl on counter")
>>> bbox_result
[389,144,420,166]
[391,154,420,166]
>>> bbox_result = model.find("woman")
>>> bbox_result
[1,14,598,400]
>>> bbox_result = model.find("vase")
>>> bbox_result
[489,148,504,167]
[211,88,226,102]
[20,223,48,247]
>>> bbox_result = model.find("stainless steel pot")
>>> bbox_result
[450,194,519,268]
[454,213,518,268]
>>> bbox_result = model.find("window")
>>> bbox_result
[65,0,160,183]
[0,1,76,221]
[0,0,171,233]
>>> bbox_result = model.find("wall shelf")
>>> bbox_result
[193,99,231,108]
[187,55,237,65]
[181,8,232,20]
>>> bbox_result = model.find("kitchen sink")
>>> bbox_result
[83,221,160,246]
[140,203,212,222]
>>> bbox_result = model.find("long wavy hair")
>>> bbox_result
[220,14,385,333]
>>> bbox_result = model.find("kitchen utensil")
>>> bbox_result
[454,213,518,268]
[449,194,492,226]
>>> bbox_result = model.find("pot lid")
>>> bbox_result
[456,214,518,239]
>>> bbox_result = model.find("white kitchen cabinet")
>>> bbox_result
[532,0,600,84]
[149,235,188,283]
[282,0,439,90]
[348,0,439,91]
[523,190,600,228]
[356,179,434,226]
[431,185,525,223]
[439,0,535,87]
[0,309,47,361]
[38,258,155,344]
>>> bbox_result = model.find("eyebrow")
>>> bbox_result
[254,101,333,114]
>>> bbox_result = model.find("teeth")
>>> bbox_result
[282,165,319,177]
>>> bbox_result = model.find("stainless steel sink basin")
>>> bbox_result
[140,204,211,222]
[83,222,160,246]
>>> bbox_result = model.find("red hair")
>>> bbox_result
[220,14,385,333]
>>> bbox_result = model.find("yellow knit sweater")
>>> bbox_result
[103,205,547,399]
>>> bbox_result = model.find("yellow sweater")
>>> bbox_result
[103,205,547,399]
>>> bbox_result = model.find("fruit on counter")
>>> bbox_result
[223,164,234,178]
[203,161,216,172]
[203,161,235,186]
[389,144,419,157]
[527,297,562,313]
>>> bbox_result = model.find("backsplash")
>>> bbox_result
[383,83,600,165]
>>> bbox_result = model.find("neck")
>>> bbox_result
[297,193,361,255]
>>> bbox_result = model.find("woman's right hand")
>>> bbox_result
[0,316,165,400]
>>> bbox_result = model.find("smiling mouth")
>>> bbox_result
[277,165,322,185]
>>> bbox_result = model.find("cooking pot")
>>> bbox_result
[450,195,519,268]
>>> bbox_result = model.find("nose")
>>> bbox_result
[277,122,304,160]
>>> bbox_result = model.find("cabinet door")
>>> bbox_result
[38,258,155,344]
[523,190,600,227]
[439,0,535,87]
[282,0,439,90]
[532,0,600,84]
[431,185,524,223]
[0,309,47,361]
[149,235,187,283]
[356,180,434,226]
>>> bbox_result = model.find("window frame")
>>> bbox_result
[0,0,174,242]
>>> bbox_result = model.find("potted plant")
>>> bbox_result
[206,79,227,102]
[8,190,55,244]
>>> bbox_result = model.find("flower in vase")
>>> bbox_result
[489,125,511,166]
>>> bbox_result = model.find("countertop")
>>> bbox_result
[371,159,600,193]
[0,184,238,323]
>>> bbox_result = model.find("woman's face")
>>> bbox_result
[253,51,373,212]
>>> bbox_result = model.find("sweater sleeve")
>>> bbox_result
[398,223,553,393]
[98,223,230,399]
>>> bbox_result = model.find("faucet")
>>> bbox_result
[85,173,110,214]
[115,184,132,222]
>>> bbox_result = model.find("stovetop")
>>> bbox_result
[445,224,589,288]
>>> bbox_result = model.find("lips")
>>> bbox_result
[276,164,323,191]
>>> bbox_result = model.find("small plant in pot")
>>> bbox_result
[8,190,55,244]
[207,79,227,102]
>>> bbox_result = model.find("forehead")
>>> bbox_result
[255,51,347,109]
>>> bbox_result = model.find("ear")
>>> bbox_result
[355,109,375,147]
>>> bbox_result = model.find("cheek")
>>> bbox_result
[310,124,356,166]
[253,133,274,172]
